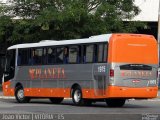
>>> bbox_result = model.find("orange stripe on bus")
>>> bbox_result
[3,81,158,99]
[24,88,70,98]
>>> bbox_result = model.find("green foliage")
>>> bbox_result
[0,0,145,44]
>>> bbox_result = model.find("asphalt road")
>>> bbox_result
[0,98,160,120]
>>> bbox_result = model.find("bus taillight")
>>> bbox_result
[110,69,114,77]
[109,69,114,85]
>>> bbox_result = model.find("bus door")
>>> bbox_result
[3,49,16,83]
[93,64,109,96]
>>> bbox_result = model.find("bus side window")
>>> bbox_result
[98,44,103,62]
[28,49,34,65]
[94,44,98,63]
[4,49,16,82]
[69,46,79,64]
[56,48,64,64]
[63,47,69,64]
[97,43,108,63]
[47,48,56,64]
[85,44,94,63]
[33,48,43,65]
[42,48,47,64]
[103,43,107,62]
[83,45,86,63]
[18,49,29,66]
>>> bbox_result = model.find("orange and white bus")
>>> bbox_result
[2,34,158,107]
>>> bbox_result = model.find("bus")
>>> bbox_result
[2,34,158,107]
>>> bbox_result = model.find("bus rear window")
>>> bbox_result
[120,64,152,70]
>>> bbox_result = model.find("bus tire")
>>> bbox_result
[15,86,30,103]
[49,98,64,104]
[72,86,85,106]
[105,99,126,107]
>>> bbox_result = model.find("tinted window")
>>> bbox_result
[63,47,69,64]
[0,56,5,69]
[120,64,152,70]
[18,49,29,66]
[98,44,103,62]
[5,50,15,71]
[4,49,16,82]
[103,44,107,62]
[69,46,79,63]
[47,48,56,64]
[97,43,108,63]
[85,45,94,63]
[33,48,43,64]
[31,48,46,65]
[56,47,64,64]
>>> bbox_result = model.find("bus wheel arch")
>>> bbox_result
[15,83,30,103]
[15,82,23,89]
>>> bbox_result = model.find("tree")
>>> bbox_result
[0,0,144,43]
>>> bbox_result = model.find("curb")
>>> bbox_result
[0,96,15,99]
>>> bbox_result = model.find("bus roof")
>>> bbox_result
[8,34,112,50]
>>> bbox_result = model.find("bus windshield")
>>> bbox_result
[4,49,15,82]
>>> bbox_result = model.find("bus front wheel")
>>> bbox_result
[105,99,126,107]
[15,86,30,103]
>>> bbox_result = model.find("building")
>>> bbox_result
[132,0,159,39]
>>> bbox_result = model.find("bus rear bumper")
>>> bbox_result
[106,86,158,99]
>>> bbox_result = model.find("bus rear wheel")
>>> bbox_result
[49,98,64,104]
[105,99,126,107]
[72,86,83,105]
[72,86,92,106]
[15,86,30,103]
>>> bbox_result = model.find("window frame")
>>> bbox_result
[97,43,108,63]
[16,41,108,66]
[68,45,81,64]
[17,48,30,66]
[82,42,108,64]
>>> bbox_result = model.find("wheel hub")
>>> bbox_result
[17,89,24,100]
[74,90,81,102]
